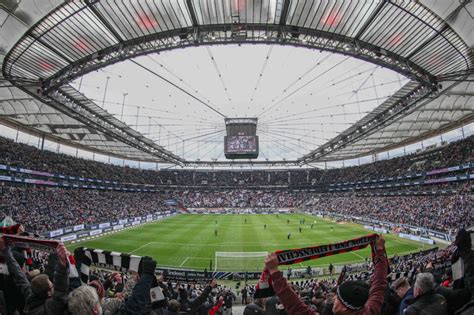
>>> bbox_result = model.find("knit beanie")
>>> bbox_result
[336,281,369,310]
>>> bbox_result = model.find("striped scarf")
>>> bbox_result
[275,234,378,265]
[0,234,78,278]
[255,234,379,298]
[0,225,42,269]
[74,247,143,283]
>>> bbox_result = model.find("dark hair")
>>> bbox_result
[168,299,181,312]
[31,274,50,298]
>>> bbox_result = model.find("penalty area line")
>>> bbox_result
[180,257,190,267]
[128,242,153,254]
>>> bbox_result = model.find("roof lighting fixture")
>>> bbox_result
[74,38,89,52]
[136,13,157,30]
[321,10,342,28]
[39,61,53,71]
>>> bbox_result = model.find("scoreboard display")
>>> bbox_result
[224,118,259,159]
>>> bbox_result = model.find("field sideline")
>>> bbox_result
[68,213,433,271]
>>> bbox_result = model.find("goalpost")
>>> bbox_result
[214,252,268,272]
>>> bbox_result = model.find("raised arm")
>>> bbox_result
[363,235,388,315]
[188,279,216,312]
[122,257,156,314]
[266,253,319,315]
[44,244,70,314]
[0,236,33,301]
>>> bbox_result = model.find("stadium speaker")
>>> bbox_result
[291,26,300,38]
[179,28,188,40]
[97,50,105,61]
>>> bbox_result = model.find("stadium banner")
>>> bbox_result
[113,224,124,230]
[124,223,132,227]
[98,222,111,229]
[103,227,113,233]
[132,221,141,226]
[78,232,90,238]
[275,234,378,265]
[49,229,64,238]
[61,234,77,242]
[73,224,85,232]
[89,229,102,236]
[428,231,452,242]
[119,219,128,225]
[374,227,388,234]
[64,227,73,234]
[155,268,261,281]
[364,225,374,231]
[399,233,434,244]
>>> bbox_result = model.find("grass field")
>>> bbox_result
[69,213,433,271]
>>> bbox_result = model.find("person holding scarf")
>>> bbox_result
[264,236,388,315]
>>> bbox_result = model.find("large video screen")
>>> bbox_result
[226,136,257,153]
[224,136,259,159]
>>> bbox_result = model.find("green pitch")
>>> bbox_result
[68,214,433,271]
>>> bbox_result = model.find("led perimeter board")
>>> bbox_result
[224,118,259,159]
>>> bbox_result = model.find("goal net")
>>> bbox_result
[215,252,268,272]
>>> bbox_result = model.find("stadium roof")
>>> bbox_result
[0,0,473,166]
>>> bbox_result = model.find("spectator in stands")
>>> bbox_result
[244,298,266,315]
[67,285,102,315]
[241,286,249,304]
[264,235,388,315]
[392,277,413,315]
[0,237,70,315]
[405,273,447,315]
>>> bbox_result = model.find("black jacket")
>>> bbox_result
[2,248,69,315]
[404,290,448,315]
[454,298,474,315]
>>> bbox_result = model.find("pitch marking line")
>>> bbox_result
[350,251,366,260]
[128,242,153,254]
[180,257,190,267]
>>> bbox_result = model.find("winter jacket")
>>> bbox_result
[119,271,154,314]
[184,285,213,315]
[454,298,474,315]
[2,247,69,315]
[163,285,213,315]
[0,290,7,315]
[398,287,414,315]
[404,291,448,315]
[271,247,388,315]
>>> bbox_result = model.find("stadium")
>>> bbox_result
[0,0,473,314]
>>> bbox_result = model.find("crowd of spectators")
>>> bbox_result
[239,231,474,315]
[0,186,169,234]
[169,190,306,209]
[1,185,471,234]
[1,135,472,187]
[1,227,473,315]
[309,194,473,234]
